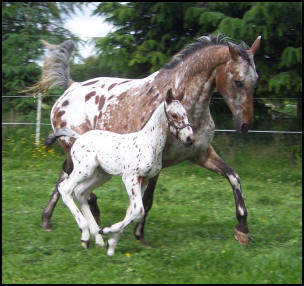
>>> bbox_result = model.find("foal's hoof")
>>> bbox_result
[233,227,249,246]
[81,240,90,249]
[95,234,105,248]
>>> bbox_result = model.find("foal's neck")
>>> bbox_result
[142,102,168,151]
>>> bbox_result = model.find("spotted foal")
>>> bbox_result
[46,88,194,256]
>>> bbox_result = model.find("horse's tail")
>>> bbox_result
[45,128,79,148]
[23,39,75,96]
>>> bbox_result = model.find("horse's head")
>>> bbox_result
[164,89,194,146]
[215,36,261,133]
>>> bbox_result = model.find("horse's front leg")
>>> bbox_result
[192,145,249,245]
[133,174,159,247]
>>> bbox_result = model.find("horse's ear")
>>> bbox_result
[165,88,174,104]
[176,89,185,102]
[228,43,240,61]
[249,35,261,55]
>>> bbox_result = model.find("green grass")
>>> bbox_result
[2,132,302,284]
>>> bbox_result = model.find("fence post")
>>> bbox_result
[35,94,42,145]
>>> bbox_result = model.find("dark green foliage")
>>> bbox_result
[70,55,120,81]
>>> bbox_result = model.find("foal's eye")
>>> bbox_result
[234,80,243,88]
[171,113,178,119]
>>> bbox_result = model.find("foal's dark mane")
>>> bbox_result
[164,34,250,70]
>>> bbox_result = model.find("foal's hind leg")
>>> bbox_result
[58,175,91,246]
[192,145,249,245]
[42,169,101,230]
[74,170,112,248]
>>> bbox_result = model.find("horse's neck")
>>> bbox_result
[174,45,229,126]
[141,102,168,152]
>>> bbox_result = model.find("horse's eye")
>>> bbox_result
[171,113,178,119]
[235,80,243,88]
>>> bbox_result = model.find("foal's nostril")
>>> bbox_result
[186,136,194,145]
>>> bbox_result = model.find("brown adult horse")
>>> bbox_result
[31,34,261,247]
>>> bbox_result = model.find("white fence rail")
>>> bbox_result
[2,95,302,145]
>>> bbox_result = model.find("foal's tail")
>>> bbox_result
[23,39,75,96]
[45,128,80,148]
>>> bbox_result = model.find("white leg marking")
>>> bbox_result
[238,205,245,216]
[227,174,241,190]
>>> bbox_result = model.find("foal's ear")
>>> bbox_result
[176,89,185,102]
[165,88,174,104]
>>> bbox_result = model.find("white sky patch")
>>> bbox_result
[64,3,114,62]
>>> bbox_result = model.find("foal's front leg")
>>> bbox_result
[100,174,145,255]
[192,145,249,245]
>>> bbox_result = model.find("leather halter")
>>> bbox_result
[164,103,191,139]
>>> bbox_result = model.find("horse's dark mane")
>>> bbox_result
[164,34,250,70]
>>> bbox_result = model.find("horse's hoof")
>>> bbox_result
[42,222,52,231]
[233,227,249,246]
[81,240,90,249]
[99,227,105,235]
[139,237,151,248]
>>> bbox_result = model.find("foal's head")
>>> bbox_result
[216,36,261,133]
[164,89,194,146]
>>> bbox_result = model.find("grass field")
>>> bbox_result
[2,131,302,284]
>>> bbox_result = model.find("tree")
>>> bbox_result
[93,2,202,78]
[70,55,119,81]
[2,2,82,119]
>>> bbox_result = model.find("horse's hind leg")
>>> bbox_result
[133,174,159,247]
[42,170,67,230]
[192,145,249,246]
[87,193,100,226]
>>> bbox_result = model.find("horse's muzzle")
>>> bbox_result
[241,123,249,133]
